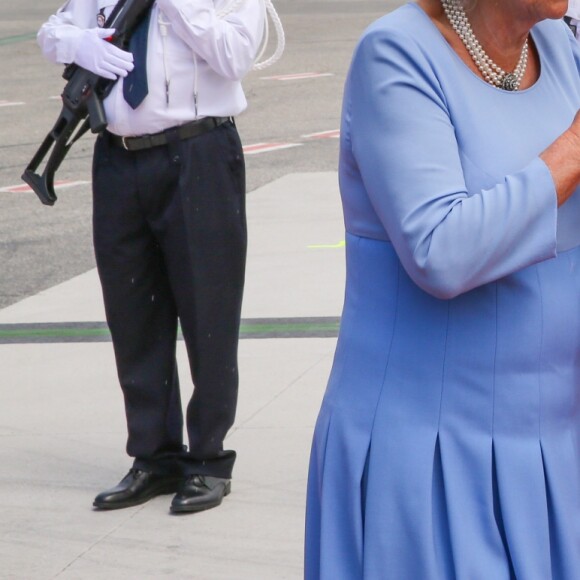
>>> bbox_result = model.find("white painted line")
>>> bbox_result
[0,100,25,107]
[260,72,334,81]
[302,130,340,140]
[0,180,90,193]
[243,142,303,155]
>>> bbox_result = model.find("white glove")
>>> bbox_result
[73,28,134,80]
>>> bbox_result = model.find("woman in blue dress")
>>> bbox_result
[305,0,580,578]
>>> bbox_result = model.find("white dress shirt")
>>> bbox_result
[568,0,580,19]
[38,0,265,136]
[567,0,580,40]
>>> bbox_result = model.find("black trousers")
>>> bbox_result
[92,121,246,479]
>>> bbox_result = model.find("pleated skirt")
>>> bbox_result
[305,233,580,580]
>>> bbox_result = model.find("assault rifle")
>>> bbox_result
[22,0,155,206]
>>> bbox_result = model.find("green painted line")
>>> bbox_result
[0,328,109,338]
[240,322,339,333]
[0,318,340,344]
[0,33,37,46]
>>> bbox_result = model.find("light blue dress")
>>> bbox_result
[305,4,580,579]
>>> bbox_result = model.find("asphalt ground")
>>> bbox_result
[0,1,405,578]
[0,0,402,310]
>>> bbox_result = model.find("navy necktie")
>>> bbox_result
[123,10,152,109]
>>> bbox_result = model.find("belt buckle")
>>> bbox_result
[121,136,131,150]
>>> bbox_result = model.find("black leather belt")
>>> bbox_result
[107,116,231,151]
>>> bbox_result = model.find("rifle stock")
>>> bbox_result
[22,0,155,206]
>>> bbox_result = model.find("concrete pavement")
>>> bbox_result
[0,172,345,579]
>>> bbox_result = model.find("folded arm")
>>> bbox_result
[156,0,265,80]
[38,1,133,78]
[346,29,561,299]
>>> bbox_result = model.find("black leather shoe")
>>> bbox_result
[170,475,231,514]
[93,468,183,510]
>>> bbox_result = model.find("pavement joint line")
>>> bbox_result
[232,349,331,432]
[54,505,145,578]
[0,317,340,344]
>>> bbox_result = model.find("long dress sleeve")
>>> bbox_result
[344,27,559,299]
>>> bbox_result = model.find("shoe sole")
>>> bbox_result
[93,480,182,510]
[169,481,231,515]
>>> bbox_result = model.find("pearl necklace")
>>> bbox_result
[441,0,529,91]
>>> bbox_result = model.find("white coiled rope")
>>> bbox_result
[217,0,285,70]
[162,0,285,116]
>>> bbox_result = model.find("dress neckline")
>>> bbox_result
[407,2,545,95]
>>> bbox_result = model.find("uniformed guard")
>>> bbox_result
[37,0,267,514]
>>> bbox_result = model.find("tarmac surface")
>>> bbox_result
[0,1,402,578]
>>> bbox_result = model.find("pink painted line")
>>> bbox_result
[1,180,90,194]
[0,100,25,107]
[243,142,302,155]
[302,130,341,140]
[260,72,334,81]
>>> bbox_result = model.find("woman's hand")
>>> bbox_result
[541,109,580,206]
